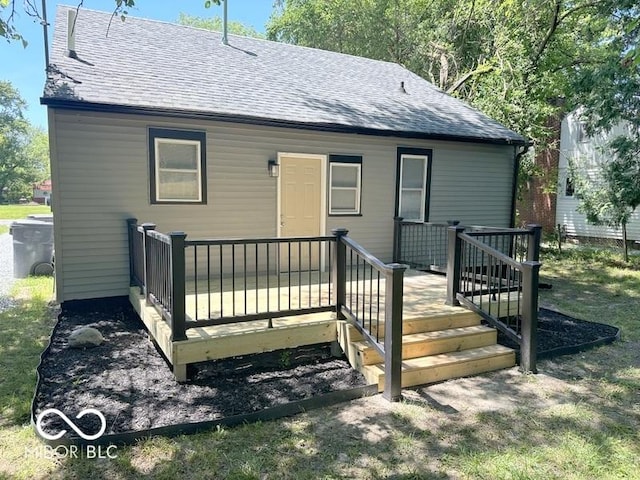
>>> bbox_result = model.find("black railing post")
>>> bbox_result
[520,260,540,373]
[445,225,465,306]
[141,223,156,303]
[526,224,542,262]
[170,232,188,342]
[392,216,403,263]
[383,263,406,402]
[126,218,138,287]
[332,228,349,319]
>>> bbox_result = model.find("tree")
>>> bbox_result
[0,81,49,203]
[178,13,263,38]
[268,1,613,144]
[569,148,638,262]
[566,2,640,260]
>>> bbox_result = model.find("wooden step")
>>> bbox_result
[371,310,481,337]
[363,345,516,391]
[352,325,497,365]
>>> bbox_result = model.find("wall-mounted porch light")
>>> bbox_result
[268,159,280,177]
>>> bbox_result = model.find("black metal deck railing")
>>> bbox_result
[184,236,336,327]
[337,229,406,401]
[126,219,406,400]
[393,217,539,272]
[445,224,542,372]
[393,218,450,272]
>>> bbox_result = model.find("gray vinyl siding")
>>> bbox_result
[50,109,515,302]
[556,113,640,241]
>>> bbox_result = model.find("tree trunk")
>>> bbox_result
[622,221,629,263]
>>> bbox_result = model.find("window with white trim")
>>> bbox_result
[398,153,430,221]
[149,128,206,204]
[329,155,362,215]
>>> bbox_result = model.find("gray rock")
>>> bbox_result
[68,327,104,348]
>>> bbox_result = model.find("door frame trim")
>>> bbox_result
[276,152,327,239]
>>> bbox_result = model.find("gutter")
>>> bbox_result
[40,98,528,147]
[510,141,533,227]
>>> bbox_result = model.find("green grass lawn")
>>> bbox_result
[1,247,639,479]
[0,204,52,220]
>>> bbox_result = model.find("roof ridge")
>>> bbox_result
[56,4,403,69]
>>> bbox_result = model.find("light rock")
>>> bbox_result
[68,327,104,348]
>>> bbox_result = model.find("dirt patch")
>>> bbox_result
[33,297,367,437]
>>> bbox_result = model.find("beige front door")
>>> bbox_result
[279,154,323,271]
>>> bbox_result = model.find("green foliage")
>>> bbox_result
[178,12,263,38]
[563,2,640,262]
[0,204,51,219]
[0,81,49,203]
[268,1,612,145]
[269,1,638,197]
[568,149,637,262]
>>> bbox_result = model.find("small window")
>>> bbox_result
[149,128,207,204]
[565,176,574,197]
[397,152,431,221]
[329,155,362,215]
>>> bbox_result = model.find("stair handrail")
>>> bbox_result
[334,229,407,401]
[445,224,541,373]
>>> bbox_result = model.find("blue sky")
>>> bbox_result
[0,0,275,129]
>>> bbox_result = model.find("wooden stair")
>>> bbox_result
[338,307,515,392]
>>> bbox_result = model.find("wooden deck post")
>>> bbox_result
[140,223,156,303]
[520,260,540,373]
[169,231,188,342]
[392,216,403,263]
[126,218,137,287]
[332,228,349,320]
[383,263,406,402]
[526,224,542,262]
[445,225,465,306]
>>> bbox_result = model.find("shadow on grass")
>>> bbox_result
[56,357,640,479]
[540,248,640,342]
[0,289,56,426]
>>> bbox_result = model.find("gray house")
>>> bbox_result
[43,6,526,304]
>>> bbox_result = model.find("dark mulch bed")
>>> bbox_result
[494,307,620,359]
[33,299,619,439]
[33,298,367,438]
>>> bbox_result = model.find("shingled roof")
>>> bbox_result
[42,6,526,145]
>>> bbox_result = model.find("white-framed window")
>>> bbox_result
[329,155,362,215]
[398,152,430,221]
[149,128,206,204]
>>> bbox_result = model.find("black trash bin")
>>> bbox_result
[10,219,54,278]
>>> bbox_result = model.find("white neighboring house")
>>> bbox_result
[556,111,640,242]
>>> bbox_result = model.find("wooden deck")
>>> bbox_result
[130,270,515,385]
